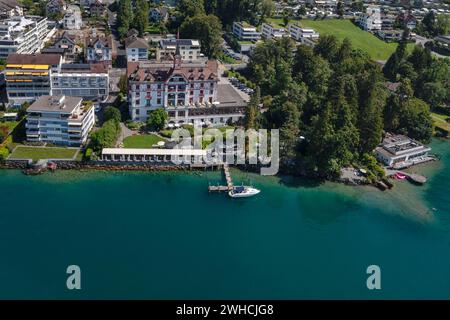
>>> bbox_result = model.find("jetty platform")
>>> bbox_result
[385,169,427,184]
[208,163,234,192]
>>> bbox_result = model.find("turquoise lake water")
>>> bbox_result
[0,139,449,299]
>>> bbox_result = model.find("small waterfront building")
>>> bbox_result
[100,148,207,164]
[125,36,150,62]
[232,21,261,42]
[63,5,82,30]
[374,134,432,169]
[26,95,95,146]
[0,15,49,58]
[156,38,202,62]
[358,5,382,31]
[261,22,286,40]
[288,24,319,43]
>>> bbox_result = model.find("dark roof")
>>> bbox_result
[6,53,62,65]
[42,48,66,54]
[60,63,108,73]
[86,35,112,48]
[160,39,199,47]
[28,96,82,113]
[0,0,19,11]
[128,60,218,83]
[125,36,150,49]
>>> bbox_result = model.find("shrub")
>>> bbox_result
[0,147,8,161]
[84,148,93,161]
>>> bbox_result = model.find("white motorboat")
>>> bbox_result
[228,186,260,198]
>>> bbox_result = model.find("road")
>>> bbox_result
[413,34,447,59]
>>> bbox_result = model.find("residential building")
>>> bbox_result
[4,53,62,106]
[51,63,109,101]
[90,0,106,17]
[232,21,261,42]
[261,22,286,40]
[288,23,319,43]
[0,15,49,58]
[377,29,404,41]
[156,38,202,62]
[128,50,246,125]
[63,5,82,30]
[48,31,80,62]
[374,134,432,168]
[85,35,112,64]
[4,53,109,105]
[26,95,95,146]
[46,0,67,16]
[358,5,382,31]
[125,36,149,62]
[0,0,22,19]
[150,7,169,22]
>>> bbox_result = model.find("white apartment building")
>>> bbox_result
[51,63,109,101]
[232,21,261,41]
[0,15,49,59]
[125,36,149,62]
[289,24,319,43]
[26,95,95,147]
[261,23,286,40]
[358,6,382,31]
[63,5,82,30]
[156,38,202,62]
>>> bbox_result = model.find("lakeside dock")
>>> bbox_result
[208,163,234,192]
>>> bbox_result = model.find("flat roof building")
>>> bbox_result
[26,95,95,146]
[374,133,432,169]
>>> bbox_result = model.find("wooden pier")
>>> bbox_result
[208,163,234,192]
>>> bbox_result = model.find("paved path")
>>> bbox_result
[116,123,135,147]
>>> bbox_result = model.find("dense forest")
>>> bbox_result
[243,35,448,179]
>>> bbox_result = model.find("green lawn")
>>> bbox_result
[268,18,414,61]
[123,134,166,148]
[9,146,78,160]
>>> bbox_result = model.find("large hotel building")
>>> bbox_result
[128,45,246,126]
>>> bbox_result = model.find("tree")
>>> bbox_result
[178,0,205,20]
[18,101,29,119]
[180,14,222,58]
[133,0,149,36]
[383,39,407,81]
[283,11,290,27]
[104,106,122,123]
[118,75,128,95]
[90,120,121,152]
[147,108,168,131]
[244,87,261,130]
[337,1,344,18]
[117,0,133,39]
